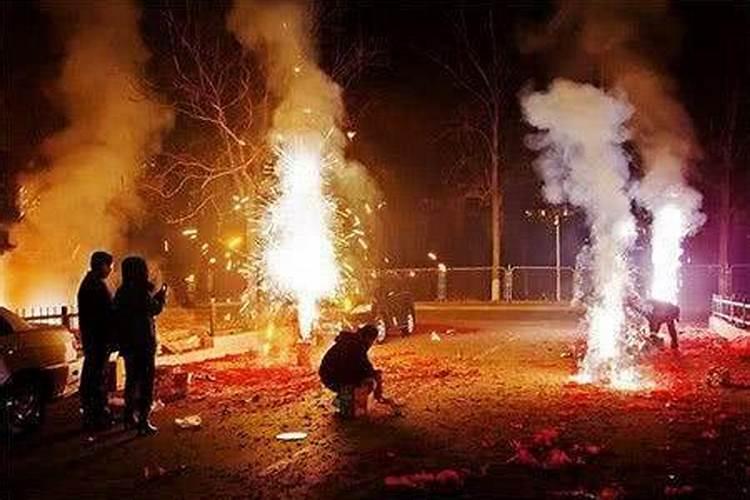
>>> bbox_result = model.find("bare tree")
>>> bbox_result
[712,80,749,295]
[430,7,513,301]
[146,7,272,226]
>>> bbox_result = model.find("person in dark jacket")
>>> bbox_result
[319,325,383,417]
[77,251,114,429]
[644,299,681,349]
[114,256,166,435]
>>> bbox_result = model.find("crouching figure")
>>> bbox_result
[319,325,383,418]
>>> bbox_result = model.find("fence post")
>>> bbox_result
[503,266,513,302]
[437,264,447,301]
[209,297,216,337]
[61,306,71,330]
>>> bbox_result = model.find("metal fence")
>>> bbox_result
[13,264,750,326]
[380,266,574,302]
[16,305,79,330]
[711,294,750,328]
[380,264,750,313]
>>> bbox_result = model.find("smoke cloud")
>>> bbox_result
[1,0,172,307]
[524,1,704,304]
[522,79,640,386]
[227,0,379,337]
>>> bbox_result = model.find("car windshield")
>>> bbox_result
[0,307,34,332]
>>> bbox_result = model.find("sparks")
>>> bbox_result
[262,136,339,340]
[650,204,684,305]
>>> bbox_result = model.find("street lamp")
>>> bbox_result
[524,206,573,302]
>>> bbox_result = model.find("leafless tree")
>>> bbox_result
[430,7,513,301]
[712,80,749,295]
[145,7,272,226]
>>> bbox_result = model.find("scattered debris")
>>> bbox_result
[275,431,308,441]
[706,366,730,388]
[700,428,719,440]
[384,469,464,492]
[533,427,560,447]
[143,464,189,481]
[664,485,695,496]
[157,369,191,402]
[143,465,167,480]
[161,333,204,354]
[174,414,202,430]
[509,428,602,470]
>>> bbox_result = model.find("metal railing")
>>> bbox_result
[17,305,79,330]
[12,264,750,327]
[380,265,575,302]
[711,294,750,328]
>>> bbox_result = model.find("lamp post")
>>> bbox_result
[524,206,572,302]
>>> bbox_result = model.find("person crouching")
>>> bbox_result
[319,325,383,418]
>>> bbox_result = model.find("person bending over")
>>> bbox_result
[319,325,384,417]
[645,299,680,350]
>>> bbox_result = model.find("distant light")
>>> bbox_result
[437,263,447,272]
[346,130,357,140]
[226,236,243,250]
[427,252,437,261]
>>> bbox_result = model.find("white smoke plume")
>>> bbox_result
[522,79,642,387]
[0,0,173,308]
[523,1,704,306]
[227,0,377,338]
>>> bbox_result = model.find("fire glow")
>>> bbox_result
[262,138,339,340]
[650,204,685,305]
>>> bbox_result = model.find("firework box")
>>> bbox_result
[296,342,312,369]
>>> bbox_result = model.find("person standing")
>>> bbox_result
[114,256,166,436]
[77,251,115,430]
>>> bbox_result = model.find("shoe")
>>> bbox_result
[137,420,158,436]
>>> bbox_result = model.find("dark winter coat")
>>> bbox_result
[77,271,114,352]
[644,299,680,332]
[319,331,376,391]
[113,284,165,357]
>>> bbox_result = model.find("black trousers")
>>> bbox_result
[123,352,155,423]
[80,346,109,420]
[649,319,679,348]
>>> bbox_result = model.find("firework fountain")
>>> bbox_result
[637,155,705,306]
[228,1,373,342]
[262,136,339,339]
[522,80,645,389]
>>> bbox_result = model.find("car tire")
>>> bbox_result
[7,374,46,435]
[375,317,387,343]
[401,310,416,336]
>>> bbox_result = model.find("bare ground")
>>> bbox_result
[5,307,750,499]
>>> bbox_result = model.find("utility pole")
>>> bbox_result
[554,213,561,302]
[525,207,571,302]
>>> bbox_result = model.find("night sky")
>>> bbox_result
[2,0,749,268]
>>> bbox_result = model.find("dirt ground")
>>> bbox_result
[5,306,750,499]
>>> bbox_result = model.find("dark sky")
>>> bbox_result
[2,0,749,266]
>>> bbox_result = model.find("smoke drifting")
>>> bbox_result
[522,79,640,386]
[1,0,172,307]
[228,0,378,337]
[525,1,704,302]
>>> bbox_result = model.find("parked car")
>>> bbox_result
[0,307,82,434]
[346,291,417,342]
